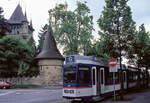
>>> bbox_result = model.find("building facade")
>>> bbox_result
[7,4,34,42]
[36,29,64,85]
[4,4,64,86]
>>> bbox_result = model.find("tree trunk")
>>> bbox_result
[119,56,124,100]
[137,64,140,89]
[146,67,149,88]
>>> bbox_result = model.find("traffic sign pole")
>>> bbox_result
[109,59,117,102]
[113,72,116,101]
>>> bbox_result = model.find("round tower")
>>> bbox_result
[36,29,64,85]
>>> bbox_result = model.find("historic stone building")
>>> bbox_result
[3,4,63,85]
[36,29,64,85]
[7,4,34,42]
[0,4,34,84]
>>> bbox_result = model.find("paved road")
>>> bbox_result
[101,89,150,103]
[1,88,150,103]
[0,89,71,103]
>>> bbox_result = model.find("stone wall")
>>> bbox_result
[41,65,62,85]
[0,59,63,86]
[28,59,64,86]
[38,59,63,66]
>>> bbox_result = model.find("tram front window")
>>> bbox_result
[64,67,76,84]
[78,67,91,84]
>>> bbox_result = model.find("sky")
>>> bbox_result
[0,0,150,44]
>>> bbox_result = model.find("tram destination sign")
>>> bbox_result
[109,59,117,72]
[65,56,75,64]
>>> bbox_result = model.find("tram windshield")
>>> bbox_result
[64,67,76,84]
[78,67,91,84]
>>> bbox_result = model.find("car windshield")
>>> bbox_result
[64,67,76,84]
[0,82,7,84]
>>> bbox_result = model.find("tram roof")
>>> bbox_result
[65,55,109,67]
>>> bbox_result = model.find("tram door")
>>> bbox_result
[92,67,97,95]
[92,67,101,95]
[100,68,105,94]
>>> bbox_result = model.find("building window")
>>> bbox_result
[40,66,42,71]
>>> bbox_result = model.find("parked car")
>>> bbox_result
[0,81,12,89]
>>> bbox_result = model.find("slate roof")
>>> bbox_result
[9,4,27,24]
[36,29,64,60]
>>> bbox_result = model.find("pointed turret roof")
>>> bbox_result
[9,4,27,24]
[36,29,64,60]
[29,19,34,31]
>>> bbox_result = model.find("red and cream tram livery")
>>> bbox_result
[62,55,144,101]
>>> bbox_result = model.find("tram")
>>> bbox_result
[62,55,144,101]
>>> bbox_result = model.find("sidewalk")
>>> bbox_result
[0,85,62,94]
[0,90,7,94]
[101,88,150,103]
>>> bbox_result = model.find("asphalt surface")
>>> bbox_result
[0,89,70,103]
[0,88,150,103]
[101,88,150,103]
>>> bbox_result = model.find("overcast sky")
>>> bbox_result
[0,0,150,43]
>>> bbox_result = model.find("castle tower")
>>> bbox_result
[36,28,64,85]
[8,4,34,42]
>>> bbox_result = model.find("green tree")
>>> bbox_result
[0,7,10,38]
[97,0,136,99]
[27,36,36,54]
[128,24,149,66]
[0,35,38,78]
[27,36,39,77]
[37,24,48,54]
[143,39,150,87]
[49,2,93,55]
[90,35,119,60]
[128,24,150,88]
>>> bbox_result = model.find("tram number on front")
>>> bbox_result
[64,90,74,94]
[66,56,75,64]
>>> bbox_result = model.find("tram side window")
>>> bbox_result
[78,67,91,84]
[128,71,138,82]
[128,71,133,82]
[93,69,95,85]
[123,72,126,82]
[105,67,120,85]
[115,72,120,83]
[101,70,103,84]
[105,72,113,84]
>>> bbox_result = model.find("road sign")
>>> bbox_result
[109,59,117,72]
[109,59,117,67]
